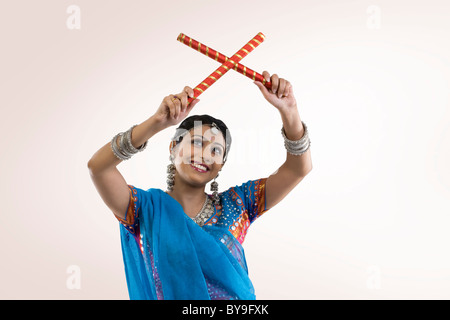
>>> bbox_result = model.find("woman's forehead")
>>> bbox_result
[188,125,225,144]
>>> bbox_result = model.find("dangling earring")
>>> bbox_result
[166,154,175,192]
[210,173,220,206]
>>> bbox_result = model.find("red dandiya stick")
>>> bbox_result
[177,32,272,91]
[185,32,266,104]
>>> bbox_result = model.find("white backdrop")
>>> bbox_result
[1,0,450,299]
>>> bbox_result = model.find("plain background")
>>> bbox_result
[1,0,450,299]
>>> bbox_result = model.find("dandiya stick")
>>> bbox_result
[178,33,272,91]
[185,32,266,104]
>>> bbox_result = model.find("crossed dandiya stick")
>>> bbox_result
[177,32,273,104]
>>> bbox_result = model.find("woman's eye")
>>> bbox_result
[192,139,222,155]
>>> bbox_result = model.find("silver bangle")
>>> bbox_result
[119,132,131,156]
[110,125,148,161]
[111,133,131,160]
[281,122,311,156]
[284,135,309,150]
[282,121,308,143]
[285,140,310,156]
[125,125,147,153]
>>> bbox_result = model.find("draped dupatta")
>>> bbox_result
[118,185,264,300]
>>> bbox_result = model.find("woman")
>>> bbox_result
[87,71,312,299]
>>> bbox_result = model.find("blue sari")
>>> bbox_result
[116,178,268,300]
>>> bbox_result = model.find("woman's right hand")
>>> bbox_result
[152,86,200,128]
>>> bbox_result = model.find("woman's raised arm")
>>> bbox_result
[87,116,167,219]
[253,71,313,211]
[87,86,200,220]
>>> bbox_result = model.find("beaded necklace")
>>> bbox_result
[191,194,214,227]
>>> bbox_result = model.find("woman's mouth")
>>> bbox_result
[190,162,209,173]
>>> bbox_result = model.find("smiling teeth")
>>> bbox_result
[192,163,207,171]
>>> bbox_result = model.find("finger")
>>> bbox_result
[253,80,271,98]
[184,86,195,99]
[172,98,181,119]
[277,79,287,99]
[179,91,188,112]
[262,70,271,83]
[284,82,293,97]
[270,74,279,94]
[184,98,199,116]
[166,96,176,119]
[188,98,200,110]
[170,95,182,118]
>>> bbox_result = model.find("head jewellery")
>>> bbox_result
[210,122,220,135]
[170,115,231,163]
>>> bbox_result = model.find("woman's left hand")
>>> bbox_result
[253,71,298,114]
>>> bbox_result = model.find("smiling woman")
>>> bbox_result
[165,115,231,217]
[87,72,312,299]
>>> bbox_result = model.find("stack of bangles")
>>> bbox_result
[111,125,147,160]
[281,121,311,156]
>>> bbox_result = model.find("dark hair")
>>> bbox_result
[171,114,232,162]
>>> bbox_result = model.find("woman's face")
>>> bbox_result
[171,125,226,188]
